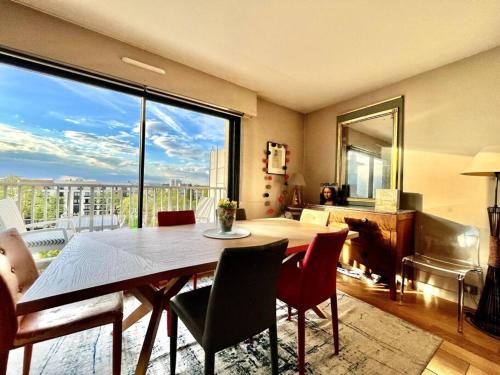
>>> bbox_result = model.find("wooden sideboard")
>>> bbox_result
[307,204,415,300]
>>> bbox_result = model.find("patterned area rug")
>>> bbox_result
[8,286,441,374]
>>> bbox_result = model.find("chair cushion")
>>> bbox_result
[0,228,38,299]
[14,292,123,347]
[170,286,211,344]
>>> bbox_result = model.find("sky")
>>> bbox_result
[0,63,226,185]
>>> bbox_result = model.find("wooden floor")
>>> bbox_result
[336,274,500,375]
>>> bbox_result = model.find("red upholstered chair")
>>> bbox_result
[277,229,349,375]
[157,210,195,227]
[0,228,123,375]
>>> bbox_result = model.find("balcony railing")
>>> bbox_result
[0,181,226,232]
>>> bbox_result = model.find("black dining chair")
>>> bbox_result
[169,239,288,375]
[235,208,247,221]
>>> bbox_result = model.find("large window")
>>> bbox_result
[142,100,229,226]
[0,50,240,231]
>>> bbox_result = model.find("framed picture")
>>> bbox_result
[267,141,287,175]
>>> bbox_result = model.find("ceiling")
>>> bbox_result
[13,0,500,113]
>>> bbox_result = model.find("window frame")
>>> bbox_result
[0,47,241,228]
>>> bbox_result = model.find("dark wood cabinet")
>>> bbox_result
[308,205,415,300]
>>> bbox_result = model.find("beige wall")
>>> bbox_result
[0,0,257,116]
[0,1,305,219]
[240,99,304,219]
[305,46,500,303]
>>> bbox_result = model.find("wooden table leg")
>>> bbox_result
[135,276,191,375]
[122,304,150,332]
[312,306,327,319]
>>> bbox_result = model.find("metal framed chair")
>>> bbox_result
[400,213,483,333]
[299,208,330,226]
[0,228,123,375]
[169,239,288,375]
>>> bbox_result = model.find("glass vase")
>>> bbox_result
[217,208,236,233]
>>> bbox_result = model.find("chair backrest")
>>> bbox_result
[414,212,480,267]
[300,208,330,226]
[0,198,27,233]
[0,228,39,350]
[235,208,247,221]
[195,197,214,222]
[202,239,288,352]
[299,229,349,309]
[157,210,196,226]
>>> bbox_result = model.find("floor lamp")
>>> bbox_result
[462,145,500,337]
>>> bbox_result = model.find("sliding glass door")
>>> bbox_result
[0,49,240,234]
[142,99,230,226]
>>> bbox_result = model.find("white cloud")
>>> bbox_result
[0,123,137,175]
[148,103,189,137]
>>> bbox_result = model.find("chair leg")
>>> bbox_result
[170,309,178,375]
[193,274,198,289]
[297,310,305,375]
[330,295,339,355]
[1,350,10,375]
[22,344,32,375]
[400,259,406,304]
[204,351,215,375]
[457,275,465,333]
[287,305,292,321]
[269,322,278,375]
[166,306,172,337]
[112,317,122,375]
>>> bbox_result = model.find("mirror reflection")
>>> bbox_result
[343,114,393,199]
[336,96,403,204]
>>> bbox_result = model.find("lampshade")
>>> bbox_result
[462,145,500,176]
[289,172,306,186]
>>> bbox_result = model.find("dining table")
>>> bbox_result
[17,218,358,374]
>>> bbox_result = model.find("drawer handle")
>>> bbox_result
[361,217,369,223]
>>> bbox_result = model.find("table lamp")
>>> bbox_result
[462,145,500,337]
[289,172,306,207]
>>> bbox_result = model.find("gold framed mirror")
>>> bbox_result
[336,96,404,205]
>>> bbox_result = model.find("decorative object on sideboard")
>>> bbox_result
[289,172,306,207]
[336,184,350,205]
[319,184,336,206]
[462,145,500,338]
[374,188,400,213]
